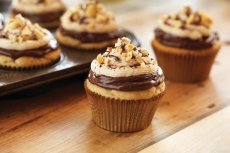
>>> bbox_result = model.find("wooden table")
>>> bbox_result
[1,0,230,152]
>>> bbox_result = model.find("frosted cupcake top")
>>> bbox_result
[91,37,160,77]
[61,0,118,33]
[89,37,164,91]
[0,15,53,50]
[158,6,213,40]
[12,0,66,14]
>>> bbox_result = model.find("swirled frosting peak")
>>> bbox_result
[0,14,52,50]
[61,0,118,33]
[91,37,159,77]
[158,6,214,40]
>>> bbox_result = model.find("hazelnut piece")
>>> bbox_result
[96,54,104,64]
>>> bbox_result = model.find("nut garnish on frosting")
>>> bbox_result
[0,14,53,51]
[70,0,114,25]
[61,0,118,33]
[96,38,153,67]
[91,37,159,77]
[158,6,214,40]
[1,14,46,42]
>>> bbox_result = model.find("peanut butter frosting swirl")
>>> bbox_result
[158,6,214,40]
[91,37,160,77]
[0,14,52,50]
[61,0,118,33]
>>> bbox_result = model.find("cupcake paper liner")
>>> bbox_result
[85,83,164,132]
[152,39,220,83]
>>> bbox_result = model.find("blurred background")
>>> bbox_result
[62,0,230,52]
[0,0,229,53]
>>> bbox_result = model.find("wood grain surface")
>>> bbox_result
[139,106,230,153]
[0,0,230,153]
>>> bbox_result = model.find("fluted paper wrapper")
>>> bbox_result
[152,39,220,83]
[85,84,164,132]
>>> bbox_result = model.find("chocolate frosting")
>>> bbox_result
[155,28,219,50]
[59,27,124,43]
[12,8,65,22]
[88,69,164,91]
[0,39,59,59]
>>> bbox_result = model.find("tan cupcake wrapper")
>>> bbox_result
[0,57,60,71]
[152,39,221,83]
[85,82,165,132]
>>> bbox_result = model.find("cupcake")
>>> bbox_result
[0,14,61,70]
[152,7,221,83]
[85,37,166,132]
[10,0,66,28]
[56,0,123,50]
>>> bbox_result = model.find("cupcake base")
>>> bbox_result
[56,30,118,50]
[0,48,61,70]
[85,81,164,132]
[152,39,221,83]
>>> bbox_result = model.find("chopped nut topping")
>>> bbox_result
[121,37,131,44]
[104,58,111,66]
[71,13,79,21]
[125,44,135,51]
[162,6,213,29]
[140,62,146,68]
[140,49,149,56]
[106,47,113,52]
[96,54,104,64]
[67,0,115,25]
[1,14,46,42]
[86,5,97,18]
[95,37,155,69]
[182,6,192,16]
[115,46,122,53]
[96,14,108,23]
[125,52,133,62]
[199,11,213,27]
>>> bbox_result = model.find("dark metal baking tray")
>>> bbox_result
[0,0,141,96]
